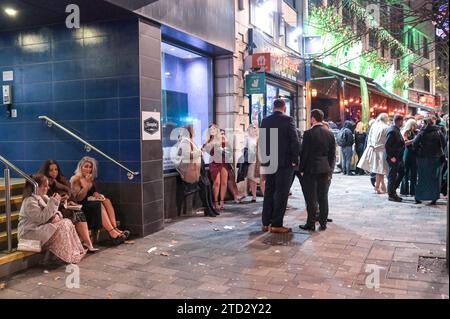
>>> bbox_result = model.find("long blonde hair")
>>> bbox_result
[74,156,98,179]
[355,121,365,133]
[401,119,417,136]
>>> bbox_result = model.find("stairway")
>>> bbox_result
[0,179,41,279]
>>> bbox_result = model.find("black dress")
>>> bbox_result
[79,183,103,230]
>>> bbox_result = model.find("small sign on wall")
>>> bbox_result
[3,71,13,82]
[142,111,161,141]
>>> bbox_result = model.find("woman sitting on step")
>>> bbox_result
[39,159,99,253]
[18,174,86,264]
[70,156,129,245]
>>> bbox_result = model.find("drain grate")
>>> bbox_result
[261,231,310,246]
[417,256,447,274]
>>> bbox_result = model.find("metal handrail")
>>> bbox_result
[0,155,38,192]
[1,155,38,253]
[38,116,139,180]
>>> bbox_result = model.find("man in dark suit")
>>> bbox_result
[259,99,300,233]
[385,114,405,202]
[299,109,336,231]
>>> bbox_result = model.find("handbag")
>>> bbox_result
[175,138,202,184]
[17,239,42,253]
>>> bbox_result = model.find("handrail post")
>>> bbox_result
[4,168,13,253]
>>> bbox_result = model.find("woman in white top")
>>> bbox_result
[244,124,261,202]
[357,113,390,193]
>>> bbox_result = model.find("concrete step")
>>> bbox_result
[0,195,23,215]
[0,251,40,279]
[0,211,19,224]
[0,211,19,233]
[0,179,25,198]
[0,229,18,247]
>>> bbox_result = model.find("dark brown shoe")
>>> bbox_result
[270,226,292,233]
[261,225,270,232]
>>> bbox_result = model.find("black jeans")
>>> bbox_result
[388,159,405,197]
[262,166,294,227]
[400,158,417,196]
[300,173,331,226]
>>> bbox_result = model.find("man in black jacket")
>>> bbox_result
[385,114,405,202]
[259,99,300,233]
[299,109,336,231]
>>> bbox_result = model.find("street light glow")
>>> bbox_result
[4,8,18,16]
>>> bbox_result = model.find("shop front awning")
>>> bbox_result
[407,101,435,112]
[311,61,409,105]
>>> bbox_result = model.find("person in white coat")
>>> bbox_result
[357,113,390,194]
[18,174,86,264]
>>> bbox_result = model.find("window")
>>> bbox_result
[161,42,213,171]
[380,40,388,58]
[407,31,414,51]
[250,0,275,36]
[390,4,404,41]
[342,4,353,27]
[408,64,414,88]
[422,37,429,59]
[424,69,430,92]
[369,32,377,49]
[250,85,292,125]
[380,0,389,29]
[283,0,300,52]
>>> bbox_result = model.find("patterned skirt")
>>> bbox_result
[45,219,85,264]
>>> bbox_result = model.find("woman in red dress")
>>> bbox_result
[203,124,230,210]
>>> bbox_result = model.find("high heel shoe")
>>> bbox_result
[114,227,130,239]
[107,229,125,245]
[220,201,225,210]
[83,243,100,253]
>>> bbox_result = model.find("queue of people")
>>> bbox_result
[17,157,131,264]
[358,113,448,204]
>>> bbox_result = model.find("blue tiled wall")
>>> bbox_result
[0,19,141,182]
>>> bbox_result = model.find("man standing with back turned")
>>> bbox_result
[299,109,336,231]
[260,99,300,233]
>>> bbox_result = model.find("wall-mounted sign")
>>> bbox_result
[251,30,303,83]
[251,53,271,72]
[142,111,161,141]
[304,35,323,55]
[409,90,435,107]
[245,73,266,95]
[2,71,13,82]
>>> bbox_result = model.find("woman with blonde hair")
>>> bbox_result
[70,156,129,245]
[357,113,390,193]
[244,124,261,202]
[400,119,418,196]
[354,121,367,175]
[202,124,244,210]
